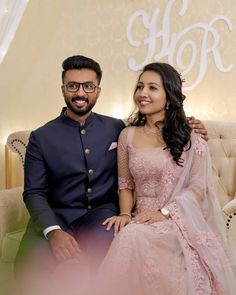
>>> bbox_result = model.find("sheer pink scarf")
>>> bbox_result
[165,132,236,294]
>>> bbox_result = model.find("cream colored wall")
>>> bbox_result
[0,0,236,189]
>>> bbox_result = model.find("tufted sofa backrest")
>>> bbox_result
[203,120,236,208]
[5,122,236,211]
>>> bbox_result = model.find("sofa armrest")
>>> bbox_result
[222,199,236,251]
[222,199,236,229]
[0,187,29,250]
[222,198,236,217]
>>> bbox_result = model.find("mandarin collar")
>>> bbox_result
[59,107,95,127]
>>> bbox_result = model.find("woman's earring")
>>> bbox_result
[165,104,169,110]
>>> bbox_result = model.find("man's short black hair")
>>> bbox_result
[62,55,102,84]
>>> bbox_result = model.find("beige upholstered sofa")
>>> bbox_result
[0,121,236,280]
[203,121,236,251]
[0,131,30,283]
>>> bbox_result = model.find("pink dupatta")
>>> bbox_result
[165,132,236,294]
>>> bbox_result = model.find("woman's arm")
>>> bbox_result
[103,128,135,235]
[103,189,134,235]
[119,189,134,217]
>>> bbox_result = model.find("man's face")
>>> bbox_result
[61,68,101,120]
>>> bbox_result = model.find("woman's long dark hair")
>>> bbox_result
[128,62,191,166]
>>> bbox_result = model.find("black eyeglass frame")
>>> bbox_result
[63,81,98,93]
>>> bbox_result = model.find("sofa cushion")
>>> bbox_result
[0,186,29,256]
[1,230,25,263]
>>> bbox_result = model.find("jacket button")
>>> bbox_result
[81,129,86,135]
[85,148,91,155]
[87,188,92,193]
[88,205,92,209]
[88,169,93,175]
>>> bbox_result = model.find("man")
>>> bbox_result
[15,55,207,273]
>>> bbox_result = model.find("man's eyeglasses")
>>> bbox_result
[63,82,97,93]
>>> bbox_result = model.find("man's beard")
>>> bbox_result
[65,96,97,116]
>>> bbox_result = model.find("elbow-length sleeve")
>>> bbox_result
[117,128,135,191]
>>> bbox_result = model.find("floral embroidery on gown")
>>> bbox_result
[97,127,236,295]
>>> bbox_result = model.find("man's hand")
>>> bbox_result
[187,116,208,141]
[47,229,81,263]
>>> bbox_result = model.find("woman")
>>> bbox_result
[100,62,236,294]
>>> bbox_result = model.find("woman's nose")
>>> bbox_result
[139,87,148,97]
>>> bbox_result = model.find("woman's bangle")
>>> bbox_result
[119,212,132,218]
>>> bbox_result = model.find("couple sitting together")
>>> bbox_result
[14,55,236,295]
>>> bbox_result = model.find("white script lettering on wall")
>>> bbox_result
[126,0,233,90]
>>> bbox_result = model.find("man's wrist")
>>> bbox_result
[43,225,61,239]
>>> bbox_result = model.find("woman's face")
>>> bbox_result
[134,70,167,120]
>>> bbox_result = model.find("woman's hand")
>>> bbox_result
[102,215,131,236]
[131,210,167,224]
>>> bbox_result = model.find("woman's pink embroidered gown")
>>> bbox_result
[97,127,236,295]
